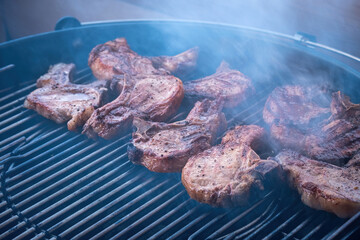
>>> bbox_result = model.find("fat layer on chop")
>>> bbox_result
[24,63,110,131]
[128,99,226,173]
[273,150,360,218]
[184,61,255,108]
[182,125,281,207]
[83,73,184,139]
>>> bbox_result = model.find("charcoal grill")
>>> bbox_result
[0,19,360,239]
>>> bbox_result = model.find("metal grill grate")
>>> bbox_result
[0,67,359,240]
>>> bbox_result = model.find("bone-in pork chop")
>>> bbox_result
[89,38,198,80]
[182,125,281,207]
[24,63,110,131]
[128,99,226,172]
[83,73,184,139]
[273,150,360,218]
[184,61,254,108]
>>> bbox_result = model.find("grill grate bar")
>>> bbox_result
[0,114,38,135]
[10,141,98,205]
[0,215,20,233]
[0,104,24,121]
[128,198,192,240]
[41,167,146,233]
[242,201,299,240]
[327,211,360,240]
[167,212,210,240]
[113,190,190,239]
[340,225,360,240]
[90,179,174,240]
[301,222,324,240]
[225,201,279,239]
[68,170,152,239]
[281,216,312,240]
[11,138,124,207]
[0,220,27,239]
[0,110,32,129]
[262,210,302,240]
[14,226,36,240]
[7,135,91,192]
[22,152,130,218]
[188,213,228,240]
[0,122,46,158]
[207,191,275,239]
[222,200,278,240]
[0,207,12,220]
[148,206,201,240]
[45,168,143,237]
[12,127,68,156]
[7,130,78,172]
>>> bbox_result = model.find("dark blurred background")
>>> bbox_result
[1,0,360,57]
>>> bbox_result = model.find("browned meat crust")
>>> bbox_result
[263,85,331,127]
[128,99,226,173]
[88,38,163,80]
[182,125,281,207]
[304,92,360,165]
[273,150,360,218]
[264,86,360,166]
[83,74,184,139]
[88,38,198,80]
[24,63,110,131]
[149,47,199,76]
[184,61,254,108]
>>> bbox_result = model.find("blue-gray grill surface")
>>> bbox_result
[0,67,359,240]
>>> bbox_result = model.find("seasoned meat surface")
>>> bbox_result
[184,61,254,108]
[150,47,199,76]
[24,63,110,131]
[88,38,162,80]
[83,74,184,139]
[273,150,360,218]
[128,99,226,172]
[36,63,75,88]
[89,38,198,80]
[182,125,281,207]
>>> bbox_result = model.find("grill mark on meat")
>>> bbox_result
[128,99,226,172]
